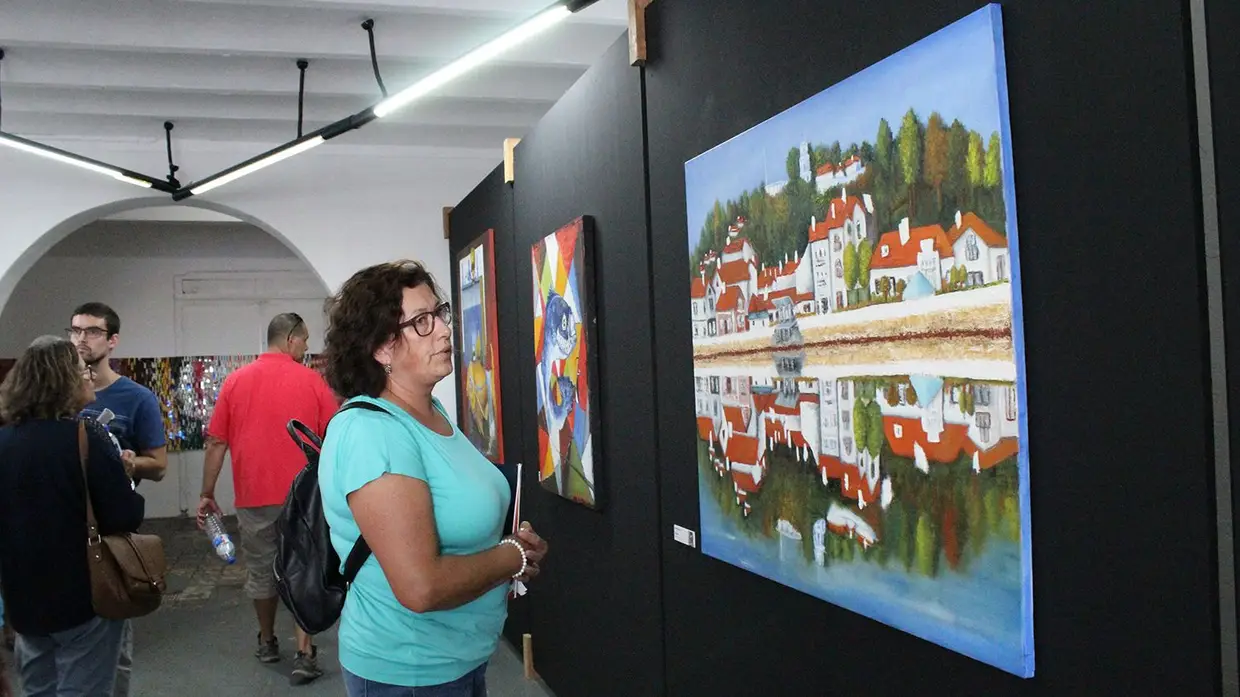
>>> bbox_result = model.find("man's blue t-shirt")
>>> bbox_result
[320,396,511,687]
[81,376,166,455]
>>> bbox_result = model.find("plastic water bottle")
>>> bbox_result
[95,408,135,491]
[203,512,236,564]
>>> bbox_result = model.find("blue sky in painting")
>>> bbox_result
[684,7,1003,253]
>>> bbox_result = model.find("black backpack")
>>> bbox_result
[273,401,388,635]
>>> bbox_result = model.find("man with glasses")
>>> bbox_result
[197,312,338,686]
[70,302,167,697]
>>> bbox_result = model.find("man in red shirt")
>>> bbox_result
[196,313,337,686]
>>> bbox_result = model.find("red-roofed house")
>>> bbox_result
[814,155,867,194]
[690,274,712,339]
[715,285,748,335]
[747,294,772,330]
[870,218,955,296]
[947,210,1010,287]
[806,192,876,313]
[880,379,1021,473]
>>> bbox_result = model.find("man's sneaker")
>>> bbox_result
[290,647,323,686]
[255,634,280,664]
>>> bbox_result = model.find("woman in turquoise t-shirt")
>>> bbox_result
[319,260,548,697]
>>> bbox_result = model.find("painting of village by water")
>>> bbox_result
[684,6,1033,677]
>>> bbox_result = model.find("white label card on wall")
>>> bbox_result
[673,525,697,549]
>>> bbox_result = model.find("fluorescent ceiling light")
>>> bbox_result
[0,133,153,188]
[190,136,325,196]
[373,6,572,118]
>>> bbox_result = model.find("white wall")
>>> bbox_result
[0,221,307,356]
[0,215,466,519]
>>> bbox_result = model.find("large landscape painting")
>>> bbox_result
[684,5,1033,676]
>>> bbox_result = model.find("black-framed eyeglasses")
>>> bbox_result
[66,326,108,340]
[80,365,96,380]
[398,302,453,337]
[286,313,305,343]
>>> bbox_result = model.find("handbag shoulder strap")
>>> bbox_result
[78,420,100,540]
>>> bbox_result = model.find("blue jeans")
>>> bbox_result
[343,663,488,697]
[17,616,126,697]
[111,619,133,697]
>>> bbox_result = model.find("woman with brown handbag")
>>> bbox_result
[0,336,144,696]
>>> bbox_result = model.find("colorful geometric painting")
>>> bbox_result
[531,216,601,509]
[456,229,505,462]
[684,5,1033,677]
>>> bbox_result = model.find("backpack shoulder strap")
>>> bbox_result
[337,400,390,417]
[335,399,388,583]
[342,537,372,585]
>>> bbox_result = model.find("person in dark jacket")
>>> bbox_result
[0,336,145,696]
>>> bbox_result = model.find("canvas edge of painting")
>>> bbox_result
[575,214,605,511]
[986,2,1036,678]
[482,227,506,464]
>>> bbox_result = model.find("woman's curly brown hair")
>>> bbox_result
[323,260,444,399]
[0,335,87,423]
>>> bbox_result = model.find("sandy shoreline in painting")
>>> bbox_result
[693,302,1013,365]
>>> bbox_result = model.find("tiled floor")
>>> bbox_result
[3,516,557,697]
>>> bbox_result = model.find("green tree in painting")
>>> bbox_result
[843,242,858,293]
[967,131,985,188]
[894,278,907,301]
[947,119,970,211]
[874,119,895,232]
[811,145,829,176]
[786,147,801,182]
[865,401,885,456]
[915,512,938,577]
[898,109,923,216]
[827,141,843,167]
[853,400,870,456]
[985,131,1003,188]
[857,240,874,300]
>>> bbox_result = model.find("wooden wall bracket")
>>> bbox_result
[523,632,537,680]
[504,137,522,184]
[629,0,654,66]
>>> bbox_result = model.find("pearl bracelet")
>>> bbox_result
[498,538,528,579]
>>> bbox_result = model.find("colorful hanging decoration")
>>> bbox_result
[0,353,327,451]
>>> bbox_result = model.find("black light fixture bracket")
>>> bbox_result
[361,19,388,98]
[164,121,181,189]
[296,58,309,138]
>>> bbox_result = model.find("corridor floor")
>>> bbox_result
[3,517,556,697]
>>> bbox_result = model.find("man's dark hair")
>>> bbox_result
[72,302,121,338]
[323,260,443,398]
[267,312,307,345]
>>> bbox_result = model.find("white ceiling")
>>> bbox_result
[0,0,627,178]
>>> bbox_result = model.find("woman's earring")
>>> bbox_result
[383,363,393,375]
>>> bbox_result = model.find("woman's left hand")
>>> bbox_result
[515,522,548,583]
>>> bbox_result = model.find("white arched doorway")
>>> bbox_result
[0,198,331,519]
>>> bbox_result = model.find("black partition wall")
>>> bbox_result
[1207,0,1240,659]
[445,2,1231,695]
[644,1,1220,696]
[446,163,529,645]
[451,37,664,696]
